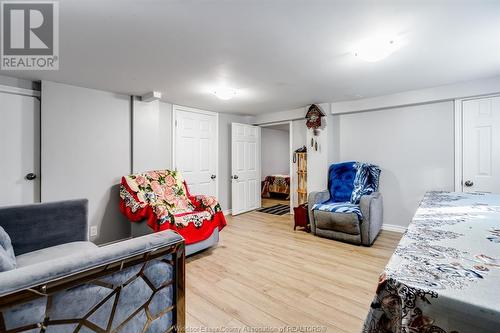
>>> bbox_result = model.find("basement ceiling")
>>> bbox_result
[3,0,500,114]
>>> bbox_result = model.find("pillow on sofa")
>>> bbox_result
[0,226,16,271]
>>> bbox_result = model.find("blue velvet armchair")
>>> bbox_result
[0,199,185,333]
[308,162,383,246]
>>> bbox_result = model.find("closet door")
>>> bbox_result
[173,106,218,197]
[0,91,40,205]
[462,96,500,193]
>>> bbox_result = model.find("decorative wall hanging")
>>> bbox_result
[305,104,325,136]
[310,138,319,151]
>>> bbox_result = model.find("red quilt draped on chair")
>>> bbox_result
[119,170,226,244]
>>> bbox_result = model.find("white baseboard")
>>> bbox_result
[223,209,232,216]
[381,224,406,233]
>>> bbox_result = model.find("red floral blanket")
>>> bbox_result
[119,170,226,244]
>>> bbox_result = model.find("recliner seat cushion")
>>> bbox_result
[0,226,16,271]
[311,201,362,219]
[16,241,98,268]
[313,210,360,235]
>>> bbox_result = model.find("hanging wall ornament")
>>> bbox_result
[305,104,325,136]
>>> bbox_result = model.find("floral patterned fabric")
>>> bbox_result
[363,191,500,333]
[119,170,226,244]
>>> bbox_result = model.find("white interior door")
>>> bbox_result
[231,123,261,215]
[174,106,218,197]
[462,96,500,193]
[0,91,40,205]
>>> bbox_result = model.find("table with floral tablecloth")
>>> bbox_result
[363,191,500,333]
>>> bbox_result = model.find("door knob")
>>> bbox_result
[232,175,239,180]
[211,174,216,180]
[25,173,37,180]
[464,180,474,187]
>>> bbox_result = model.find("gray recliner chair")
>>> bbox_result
[308,162,383,246]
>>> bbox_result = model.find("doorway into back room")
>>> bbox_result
[259,122,292,215]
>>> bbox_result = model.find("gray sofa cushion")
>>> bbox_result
[0,226,16,271]
[16,241,98,268]
[0,199,89,255]
[313,210,360,235]
[0,247,16,272]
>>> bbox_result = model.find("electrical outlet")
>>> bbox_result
[90,226,98,237]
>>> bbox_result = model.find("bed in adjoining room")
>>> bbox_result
[261,174,290,200]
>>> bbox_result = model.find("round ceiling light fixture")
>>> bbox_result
[212,86,238,100]
[353,34,403,62]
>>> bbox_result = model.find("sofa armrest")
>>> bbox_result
[308,190,330,234]
[0,199,89,255]
[0,230,184,297]
[359,192,383,246]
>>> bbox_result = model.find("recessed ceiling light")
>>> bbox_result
[212,86,238,100]
[353,34,403,62]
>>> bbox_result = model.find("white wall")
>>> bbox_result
[39,79,255,241]
[132,99,172,173]
[41,81,132,244]
[134,101,254,212]
[331,75,500,114]
[333,101,455,228]
[218,113,255,212]
[37,79,254,242]
[305,104,333,193]
[261,127,289,180]
[254,103,332,202]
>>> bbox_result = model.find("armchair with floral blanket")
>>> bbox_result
[120,170,226,247]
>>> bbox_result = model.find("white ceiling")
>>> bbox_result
[3,0,500,115]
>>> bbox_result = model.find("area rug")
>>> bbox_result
[257,204,290,215]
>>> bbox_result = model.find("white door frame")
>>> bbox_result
[172,105,219,199]
[454,93,500,192]
[259,121,294,213]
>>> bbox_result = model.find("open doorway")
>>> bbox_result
[258,122,293,215]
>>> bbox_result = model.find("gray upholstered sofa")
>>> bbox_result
[0,199,185,333]
[308,191,383,246]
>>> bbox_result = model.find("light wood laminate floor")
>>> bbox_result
[185,210,402,333]
[261,197,290,208]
